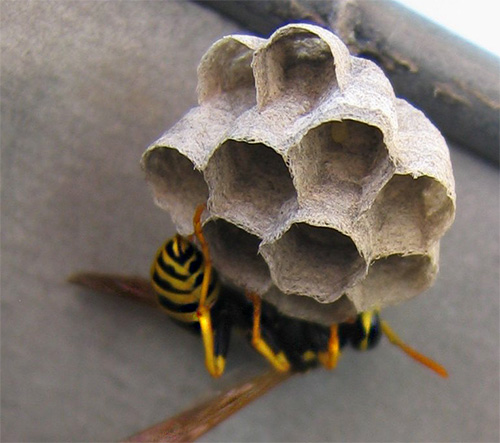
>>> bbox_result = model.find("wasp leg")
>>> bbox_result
[193,204,212,308]
[196,306,226,377]
[212,302,233,373]
[193,204,225,378]
[246,293,291,372]
[318,324,341,370]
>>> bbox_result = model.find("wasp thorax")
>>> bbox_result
[142,24,455,326]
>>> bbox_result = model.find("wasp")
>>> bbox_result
[150,204,448,379]
[70,204,448,441]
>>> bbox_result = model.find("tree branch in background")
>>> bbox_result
[197,0,500,165]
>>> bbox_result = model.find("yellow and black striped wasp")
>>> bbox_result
[150,204,448,379]
[70,203,448,440]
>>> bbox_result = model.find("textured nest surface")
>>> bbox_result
[142,24,455,325]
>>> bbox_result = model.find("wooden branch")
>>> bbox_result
[196,0,500,165]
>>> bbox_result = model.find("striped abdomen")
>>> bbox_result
[151,235,220,322]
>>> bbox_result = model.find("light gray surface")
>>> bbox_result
[1,1,499,442]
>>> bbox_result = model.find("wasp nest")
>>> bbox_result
[142,24,455,326]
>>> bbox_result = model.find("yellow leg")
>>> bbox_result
[193,204,211,307]
[380,320,448,378]
[247,293,291,372]
[193,204,225,378]
[318,324,341,370]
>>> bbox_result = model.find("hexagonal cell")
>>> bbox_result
[290,120,392,215]
[347,252,438,312]
[369,174,455,257]
[204,140,297,237]
[203,218,272,294]
[263,287,357,326]
[197,37,261,114]
[254,30,337,114]
[260,223,366,303]
[143,147,208,235]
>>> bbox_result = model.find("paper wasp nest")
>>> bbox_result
[142,24,455,326]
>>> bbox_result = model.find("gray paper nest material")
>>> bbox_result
[142,24,455,325]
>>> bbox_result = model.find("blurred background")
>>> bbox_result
[2,1,498,441]
[396,0,499,57]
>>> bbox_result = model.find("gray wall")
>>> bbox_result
[2,1,499,441]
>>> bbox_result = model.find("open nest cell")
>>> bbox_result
[347,252,438,312]
[204,140,297,237]
[369,174,455,257]
[203,219,272,294]
[198,37,260,114]
[143,148,208,235]
[290,120,391,214]
[255,30,337,114]
[260,223,366,303]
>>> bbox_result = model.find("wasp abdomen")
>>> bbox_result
[151,235,219,323]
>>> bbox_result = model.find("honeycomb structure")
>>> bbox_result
[142,24,455,325]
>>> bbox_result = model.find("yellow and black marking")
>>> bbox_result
[150,205,448,379]
[343,310,382,351]
[151,235,220,323]
[151,233,232,377]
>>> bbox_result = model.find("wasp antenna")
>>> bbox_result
[380,320,449,378]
